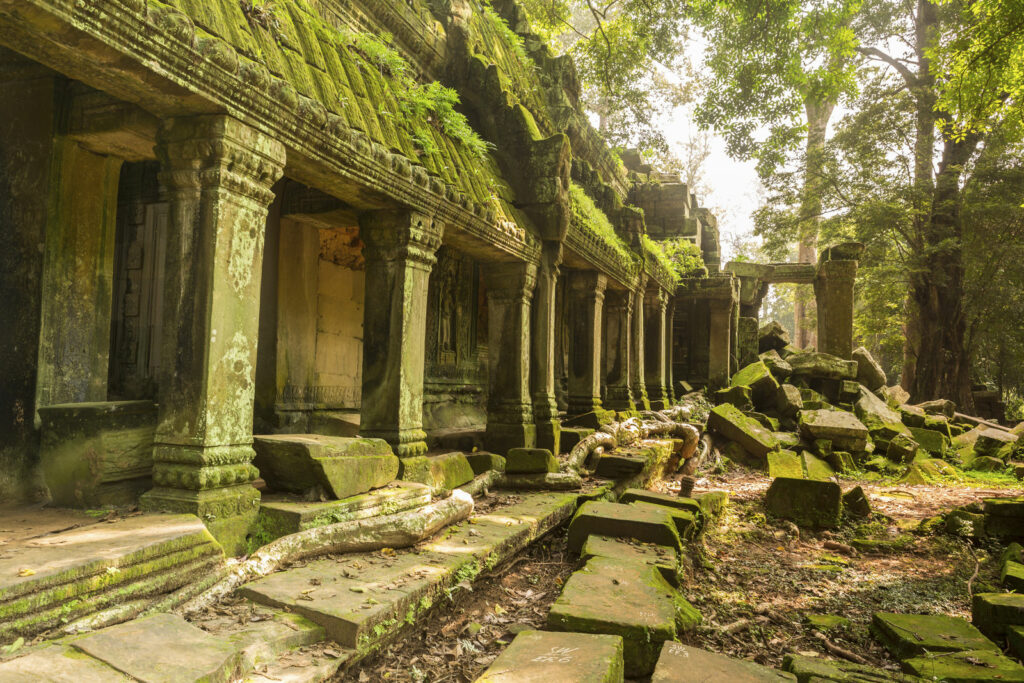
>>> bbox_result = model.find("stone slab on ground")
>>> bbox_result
[253,435,398,498]
[257,483,431,541]
[629,502,699,541]
[619,488,702,516]
[1003,560,1024,592]
[788,352,858,380]
[782,653,913,682]
[731,360,780,406]
[767,450,805,479]
[595,453,647,478]
[567,500,681,555]
[474,629,624,682]
[1008,625,1024,661]
[871,612,998,660]
[72,613,240,683]
[580,535,678,584]
[505,448,558,474]
[901,648,1024,682]
[398,452,475,490]
[974,592,1024,638]
[707,404,779,460]
[547,556,700,677]
[467,452,507,474]
[651,641,795,682]
[765,478,842,529]
[241,492,578,657]
[853,346,886,390]
[0,645,131,682]
[798,410,868,452]
[0,513,223,643]
[802,451,835,481]
[560,427,594,452]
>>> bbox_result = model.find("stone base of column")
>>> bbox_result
[604,386,636,412]
[361,427,428,459]
[533,398,561,453]
[140,483,260,556]
[633,390,651,411]
[647,386,669,411]
[484,422,537,455]
[567,394,604,416]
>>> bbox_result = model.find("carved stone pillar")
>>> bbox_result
[665,298,676,404]
[815,259,858,359]
[629,281,650,411]
[358,210,443,458]
[603,290,634,411]
[485,261,537,454]
[567,271,607,415]
[644,288,670,410]
[141,115,285,554]
[708,299,734,389]
[531,242,562,453]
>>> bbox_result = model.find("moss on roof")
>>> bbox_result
[569,182,635,268]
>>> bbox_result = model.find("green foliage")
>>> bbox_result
[338,29,493,160]
[569,183,636,266]
[645,236,706,282]
[482,1,530,65]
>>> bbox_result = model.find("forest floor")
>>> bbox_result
[339,470,1023,682]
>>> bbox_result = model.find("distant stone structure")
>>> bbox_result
[0,0,859,550]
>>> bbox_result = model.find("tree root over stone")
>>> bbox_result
[566,410,701,475]
[59,491,475,635]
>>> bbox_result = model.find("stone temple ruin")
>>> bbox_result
[1,0,1023,682]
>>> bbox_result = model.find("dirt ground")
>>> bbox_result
[340,468,1021,682]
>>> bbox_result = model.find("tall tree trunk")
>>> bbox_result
[794,96,835,349]
[910,133,980,410]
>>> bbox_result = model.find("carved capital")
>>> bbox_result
[156,115,285,207]
[483,261,538,304]
[359,210,444,270]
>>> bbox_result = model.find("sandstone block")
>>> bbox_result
[872,612,997,660]
[398,452,475,490]
[653,642,795,682]
[253,435,397,499]
[973,592,1024,638]
[787,352,858,380]
[567,501,681,555]
[475,630,624,682]
[505,448,558,474]
[708,404,779,461]
[852,346,886,390]
[798,409,868,452]
[765,477,842,529]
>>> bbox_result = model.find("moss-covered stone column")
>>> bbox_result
[644,288,670,410]
[140,115,285,555]
[815,259,858,360]
[567,271,607,415]
[665,298,676,404]
[531,242,562,453]
[358,210,443,458]
[484,261,538,454]
[708,299,734,389]
[603,290,634,411]
[629,281,650,411]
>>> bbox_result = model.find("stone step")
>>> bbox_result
[0,645,131,682]
[618,488,702,516]
[871,613,999,660]
[398,451,476,490]
[256,482,432,543]
[974,592,1024,639]
[580,535,678,585]
[240,492,578,666]
[474,629,624,682]
[252,434,398,499]
[651,642,795,682]
[567,500,682,555]
[0,513,223,643]
[901,648,1024,682]
[595,453,646,478]
[782,653,908,681]
[628,502,698,541]
[70,613,241,683]
[546,556,700,677]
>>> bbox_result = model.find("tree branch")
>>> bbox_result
[857,46,918,88]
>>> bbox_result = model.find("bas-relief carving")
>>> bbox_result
[425,246,484,385]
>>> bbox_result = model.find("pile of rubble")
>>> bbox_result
[706,321,1022,528]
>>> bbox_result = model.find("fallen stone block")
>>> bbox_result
[872,612,998,660]
[900,405,928,428]
[1003,560,1024,592]
[71,613,240,683]
[854,386,903,432]
[982,498,1024,539]
[901,648,1024,682]
[802,451,835,481]
[880,385,910,406]
[505,448,557,474]
[899,458,957,485]
[630,502,698,541]
[595,453,646,478]
[0,645,131,681]
[715,385,754,411]
[907,426,950,456]
[496,472,582,491]
[547,556,700,677]
[398,452,475,490]
[581,534,678,584]
[253,435,398,499]
[968,455,1005,472]
[466,452,506,475]
[765,477,842,529]
[886,433,919,464]
[651,642,795,682]
[474,629,624,682]
[946,510,986,538]
[560,427,594,452]
[767,450,804,479]
[798,409,868,452]
[776,384,804,418]
[696,491,728,518]
[567,501,681,555]
[976,429,1018,460]
[1009,625,1024,662]
[782,653,897,682]
[788,352,858,381]
[708,404,779,460]
[758,321,790,353]
[842,486,871,519]
[619,489,702,516]
[827,450,856,473]
[731,360,780,407]
[973,592,1024,638]
[760,350,793,381]
[852,346,886,390]
[915,398,956,418]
